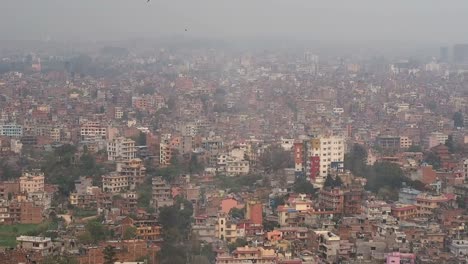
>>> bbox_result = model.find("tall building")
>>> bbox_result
[152,177,173,209]
[439,46,449,62]
[453,44,468,64]
[294,135,345,187]
[107,137,136,161]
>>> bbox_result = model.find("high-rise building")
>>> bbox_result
[294,135,345,187]
[453,44,468,64]
[440,46,449,62]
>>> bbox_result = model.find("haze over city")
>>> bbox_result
[0,1,467,264]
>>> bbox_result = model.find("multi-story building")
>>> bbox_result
[226,160,250,176]
[152,177,173,209]
[16,236,53,256]
[391,204,418,221]
[19,171,44,194]
[116,159,146,189]
[427,132,448,149]
[318,188,344,213]
[449,240,468,257]
[107,137,136,161]
[80,121,107,141]
[399,136,413,149]
[216,247,277,264]
[102,172,129,193]
[311,231,340,264]
[0,124,23,137]
[377,135,401,150]
[294,135,344,186]
[215,213,238,243]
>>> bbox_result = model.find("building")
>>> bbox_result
[427,132,448,149]
[377,136,401,150]
[464,159,468,180]
[449,240,468,257]
[152,177,173,209]
[216,247,277,264]
[391,204,418,221]
[226,160,250,176]
[107,137,136,161]
[80,121,107,141]
[386,252,415,264]
[399,187,421,204]
[0,124,23,137]
[116,159,146,189]
[245,200,263,225]
[311,231,340,264]
[296,135,344,186]
[19,171,45,194]
[453,44,468,64]
[318,188,344,213]
[16,236,53,256]
[399,136,413,149]
[102,172,129,193]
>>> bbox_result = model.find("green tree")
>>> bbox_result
[293,177,316,196]
[229,207,245,219]
[324,175,343,188]
[259,145,293,172]
[425,152,441,170]
[85,220,108,244]
[445,135,457,153]
[123,226,137,240]
[103,245,118,264]
[227,238,248,252]
[407,145,423,152]
[344,144,368,177]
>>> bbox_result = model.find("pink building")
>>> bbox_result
[386,252,415,264]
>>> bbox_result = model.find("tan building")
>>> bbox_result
[16,236,53,256]
[19,171,44,194]
[400,136,413,149]
[102,173,129,193]
[80,121,107,141]
[107,137,136,161]
[152,177,173,208]
[116,159,146,189]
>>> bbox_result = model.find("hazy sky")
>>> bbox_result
[2,0,468,46]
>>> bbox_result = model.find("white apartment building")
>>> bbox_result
[107,137,136,161]
[0,124,23,137]
[306,135,345,186]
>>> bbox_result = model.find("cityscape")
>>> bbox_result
[0,1,467,264]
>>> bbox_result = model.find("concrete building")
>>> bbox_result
[116,159,146,189]
[107,137,136,161]
[427,132,448,149]
[80,121,107,141]
[102,172,129,193]
[386,252,415,264]
[245,200,263,225]
[311,231,340,264]
[399,136,413,149]
[449,240,468,257]
[19,171,45,194]
[152,177,173,209]
[16,236,53,256]
[0,124,23,137]
[303,135,345,186]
